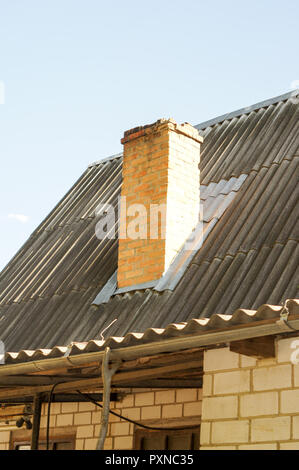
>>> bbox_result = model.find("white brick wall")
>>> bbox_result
[0,387,202,450]
[3,334,299,450]
[200,337,299,450]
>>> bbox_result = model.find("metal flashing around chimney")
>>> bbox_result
[91,174,248,305]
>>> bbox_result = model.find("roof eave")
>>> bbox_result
[1,311,298,379]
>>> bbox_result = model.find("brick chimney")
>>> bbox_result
[117,118,203,289]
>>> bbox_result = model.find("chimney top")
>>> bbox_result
[121,118,203,145]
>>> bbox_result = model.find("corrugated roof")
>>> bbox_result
[4,299,299,365]
[195,90,299,130]
[0,91,298,352]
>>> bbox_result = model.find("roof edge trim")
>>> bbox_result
[1,300,299,374]
[195,89,299,130]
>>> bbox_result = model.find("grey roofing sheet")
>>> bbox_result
[4,299,299,365]
[195,90,299,130]
[0,92,298,353]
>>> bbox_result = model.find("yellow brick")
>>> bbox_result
[162,403,183,418]
[253,364,292,391]
[214,370,250,395]
[40,415,56,428]
[204,348,239,372]
[75,439,84,450]
[184,401,202,417]
[280,442,299,450]
[114,435,133,450]
[155,390,175,404]
[240,355,257,368]
[121,407,141,421]
[135,392,155,407]
[76,425,94,439]
[294,365,299,387]
[200,422,211,445]
[110,422,130,436]
[56,413,73,427]
[78,402,96,412]
[0,443,9,450]
[94,424,100,436]
[240,392,278,417]
[176,389,197,403]
[61,402,78,413]
[251,416,290,442]
[74,412,92,425]
[212,420,249,444]
[115,394,134,409]
[257,358,277,367]
[277,336,299,363]
[84,438,98,450]
[238,443,277,450]
[0,431,10,442]
[202,396,238,420]
[141,405,161,420]
[108,410,121,422]
[202,374,213,397]
[92,411,102,424]
[104,437,113,450]
[280,389,299,413]
[49,403,61,414]
[293,416,299,439]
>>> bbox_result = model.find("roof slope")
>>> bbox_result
[0,91,298,351]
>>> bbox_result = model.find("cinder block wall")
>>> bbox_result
[0,430,10,450]
[200,336,299,450]
[1,388,202,450]
[3,335,298,450]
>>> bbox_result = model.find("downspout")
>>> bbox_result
[96,347,121,450]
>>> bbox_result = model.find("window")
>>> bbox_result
[135,427,200,450]
[10,428,76,451]
[14,439,74,450]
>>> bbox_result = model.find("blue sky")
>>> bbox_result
[0,0,298,271]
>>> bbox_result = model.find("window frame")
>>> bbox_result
[10,427,76,450]
[134,425,201,450]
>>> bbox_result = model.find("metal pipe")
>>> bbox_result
[30,393,42,450]
[96,347,120,450]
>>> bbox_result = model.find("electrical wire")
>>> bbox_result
[76,390,200,431]
[46,383,64,450]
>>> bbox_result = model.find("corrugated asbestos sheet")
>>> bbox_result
[4,299,299,364]
[0,91,298,353]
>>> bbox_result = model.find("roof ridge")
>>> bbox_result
[195,89,299,130]
[87,91,298,168]
[88,152,123,168]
